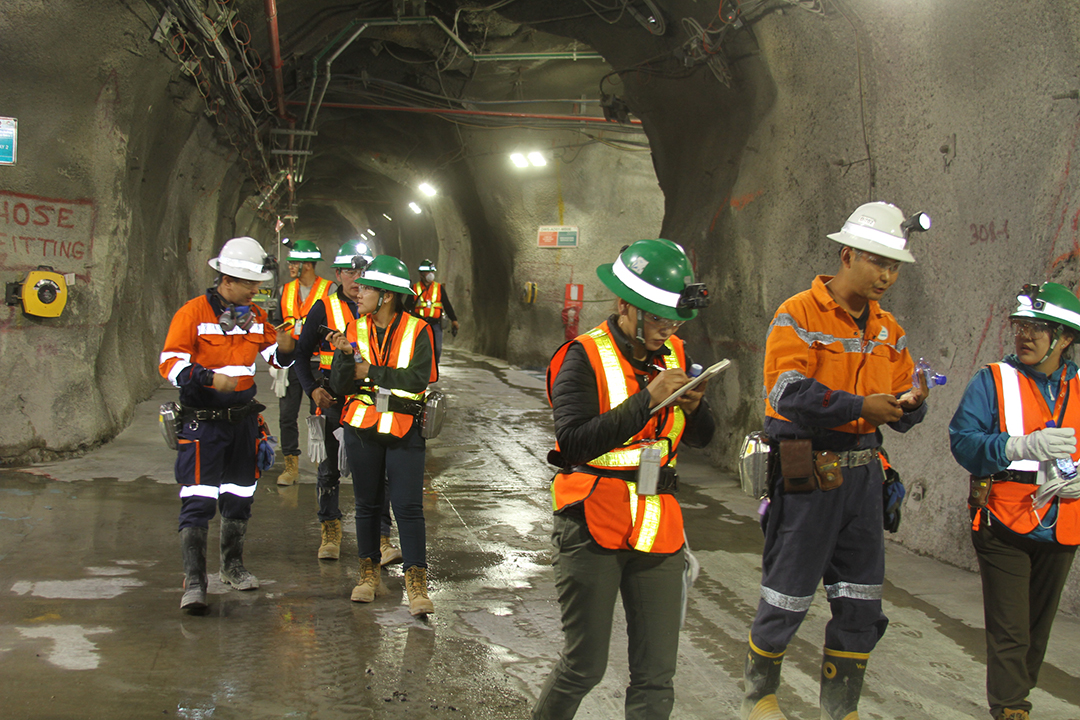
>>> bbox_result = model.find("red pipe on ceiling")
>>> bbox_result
[285,100,643,125]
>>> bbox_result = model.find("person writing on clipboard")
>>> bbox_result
[532,239,716,720]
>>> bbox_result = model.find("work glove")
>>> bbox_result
[270,366,289,398]
[1004,427,1076,462]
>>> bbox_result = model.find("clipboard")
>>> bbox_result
[650,359,730,414]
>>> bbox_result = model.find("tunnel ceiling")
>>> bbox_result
[150,0,750,240]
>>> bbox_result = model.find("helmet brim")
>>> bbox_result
[208,258,273,281]
[596,263,697,321]
[827,232,915,263]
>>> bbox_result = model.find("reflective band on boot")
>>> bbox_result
[820,648,869,720]
[741,637,788,720]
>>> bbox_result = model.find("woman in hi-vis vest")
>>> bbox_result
[532,239,716,720]
[327,255,438,616]
[949,282,1080,720]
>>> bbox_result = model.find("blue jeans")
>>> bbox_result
[343,423,426,568]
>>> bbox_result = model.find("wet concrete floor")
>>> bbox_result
[1,347,1079,719]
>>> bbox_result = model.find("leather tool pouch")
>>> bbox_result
[969,474,993,508]
[780,439,816,493]
[814,451,844,491]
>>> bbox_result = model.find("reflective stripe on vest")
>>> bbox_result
[342,314,426,436]
[318,297,353,370]
[412,281,443,318]
[996,363,1039,472]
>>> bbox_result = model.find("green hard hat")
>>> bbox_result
[418,259,437,272]
[1012,282,1080,333]
[287,239,322,262]
[333,239,374,269]
[361,255,416,295]
[596,239,703,320]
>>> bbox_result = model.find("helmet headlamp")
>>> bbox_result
[677,283,711,310]
[900,211,932,237]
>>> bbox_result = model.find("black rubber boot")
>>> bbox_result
[741,639,787,720]
[819,648,869,720]
[219,518,260,590]
[179,526,208,611]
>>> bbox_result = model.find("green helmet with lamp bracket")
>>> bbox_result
[333,239,374,270]
[361,255,416,296]
[287,239,322,262]
[418,259,437,273]
[1012,282,1080,364]
[597,238,708,321]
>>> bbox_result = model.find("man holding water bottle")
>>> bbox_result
[741,202,932,720]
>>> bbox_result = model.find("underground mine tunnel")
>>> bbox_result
[2,1,1080,718]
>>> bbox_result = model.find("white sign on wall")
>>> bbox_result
[0,117,17,165]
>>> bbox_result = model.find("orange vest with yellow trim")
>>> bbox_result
[546,323,688,554]
[977,362,1080,544]
[341,313,436,438]
[412,281,443,318]
[281,277,332,341]
[317,295,355,371]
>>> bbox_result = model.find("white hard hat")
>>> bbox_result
[827,202,916,263]
[208,236,273,281]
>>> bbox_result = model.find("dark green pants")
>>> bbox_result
[532,512,685,720]
[972,523,1076,718]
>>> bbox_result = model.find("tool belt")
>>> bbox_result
[358,391,423,416]
[569,465,679,495]
[778,438,879,493]
[969,470,1037,509]
[180,401,265,424]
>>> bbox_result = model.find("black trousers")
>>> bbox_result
[972,521,1076,718]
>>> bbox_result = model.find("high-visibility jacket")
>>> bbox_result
[765,275,915,436]
[316,295,355,371]
[975,362,1080,544]
[281,277,332,341]
[159,293,282,406]
[412,281,443,319]
[341,313,436,438]
[546,323,688,554]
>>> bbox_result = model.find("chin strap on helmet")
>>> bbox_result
[1041,324,1065,366]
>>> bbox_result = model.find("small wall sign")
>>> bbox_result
[0,118,17,165]
[538,225,578,248]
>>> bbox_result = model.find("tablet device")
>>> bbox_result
[650,359,730,414]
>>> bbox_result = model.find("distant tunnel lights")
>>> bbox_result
[409,202,422,214]
[382,214,393,221]
[510,151,547,168]
[418,182,437,197]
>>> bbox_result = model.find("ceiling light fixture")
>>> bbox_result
[418,182,437,197]
[528,152,547,167]
[382,213,393,221]
[510,153,529,168]
[409,202,422,214]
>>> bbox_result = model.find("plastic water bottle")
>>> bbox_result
[688,363,703,378]
[912,357,947,389]
[1045,420,1077,480]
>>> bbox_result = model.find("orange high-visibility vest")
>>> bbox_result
[341,313,436,438]
[317,295,355,371]
[546,322,688,554]
[977,362,1080,544]
[281,277,332,341]
[412,281,443,319]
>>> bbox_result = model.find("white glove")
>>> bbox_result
[1005,427,1076,462]
[270,366,289,398]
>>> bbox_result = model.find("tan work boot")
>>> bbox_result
[1001,711,1029,720]
[276,455,299,486]
[405,566,434,616]
[380,535,402,565]
[350,557,382,602]
[318,519,342,560]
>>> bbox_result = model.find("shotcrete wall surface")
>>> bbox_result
[0,3,240,464]
[675,0,1080,610]
[466,129,665,368]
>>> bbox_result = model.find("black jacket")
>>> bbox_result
[551,316,715,466]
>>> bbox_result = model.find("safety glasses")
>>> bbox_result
[1011,318,1053,339]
